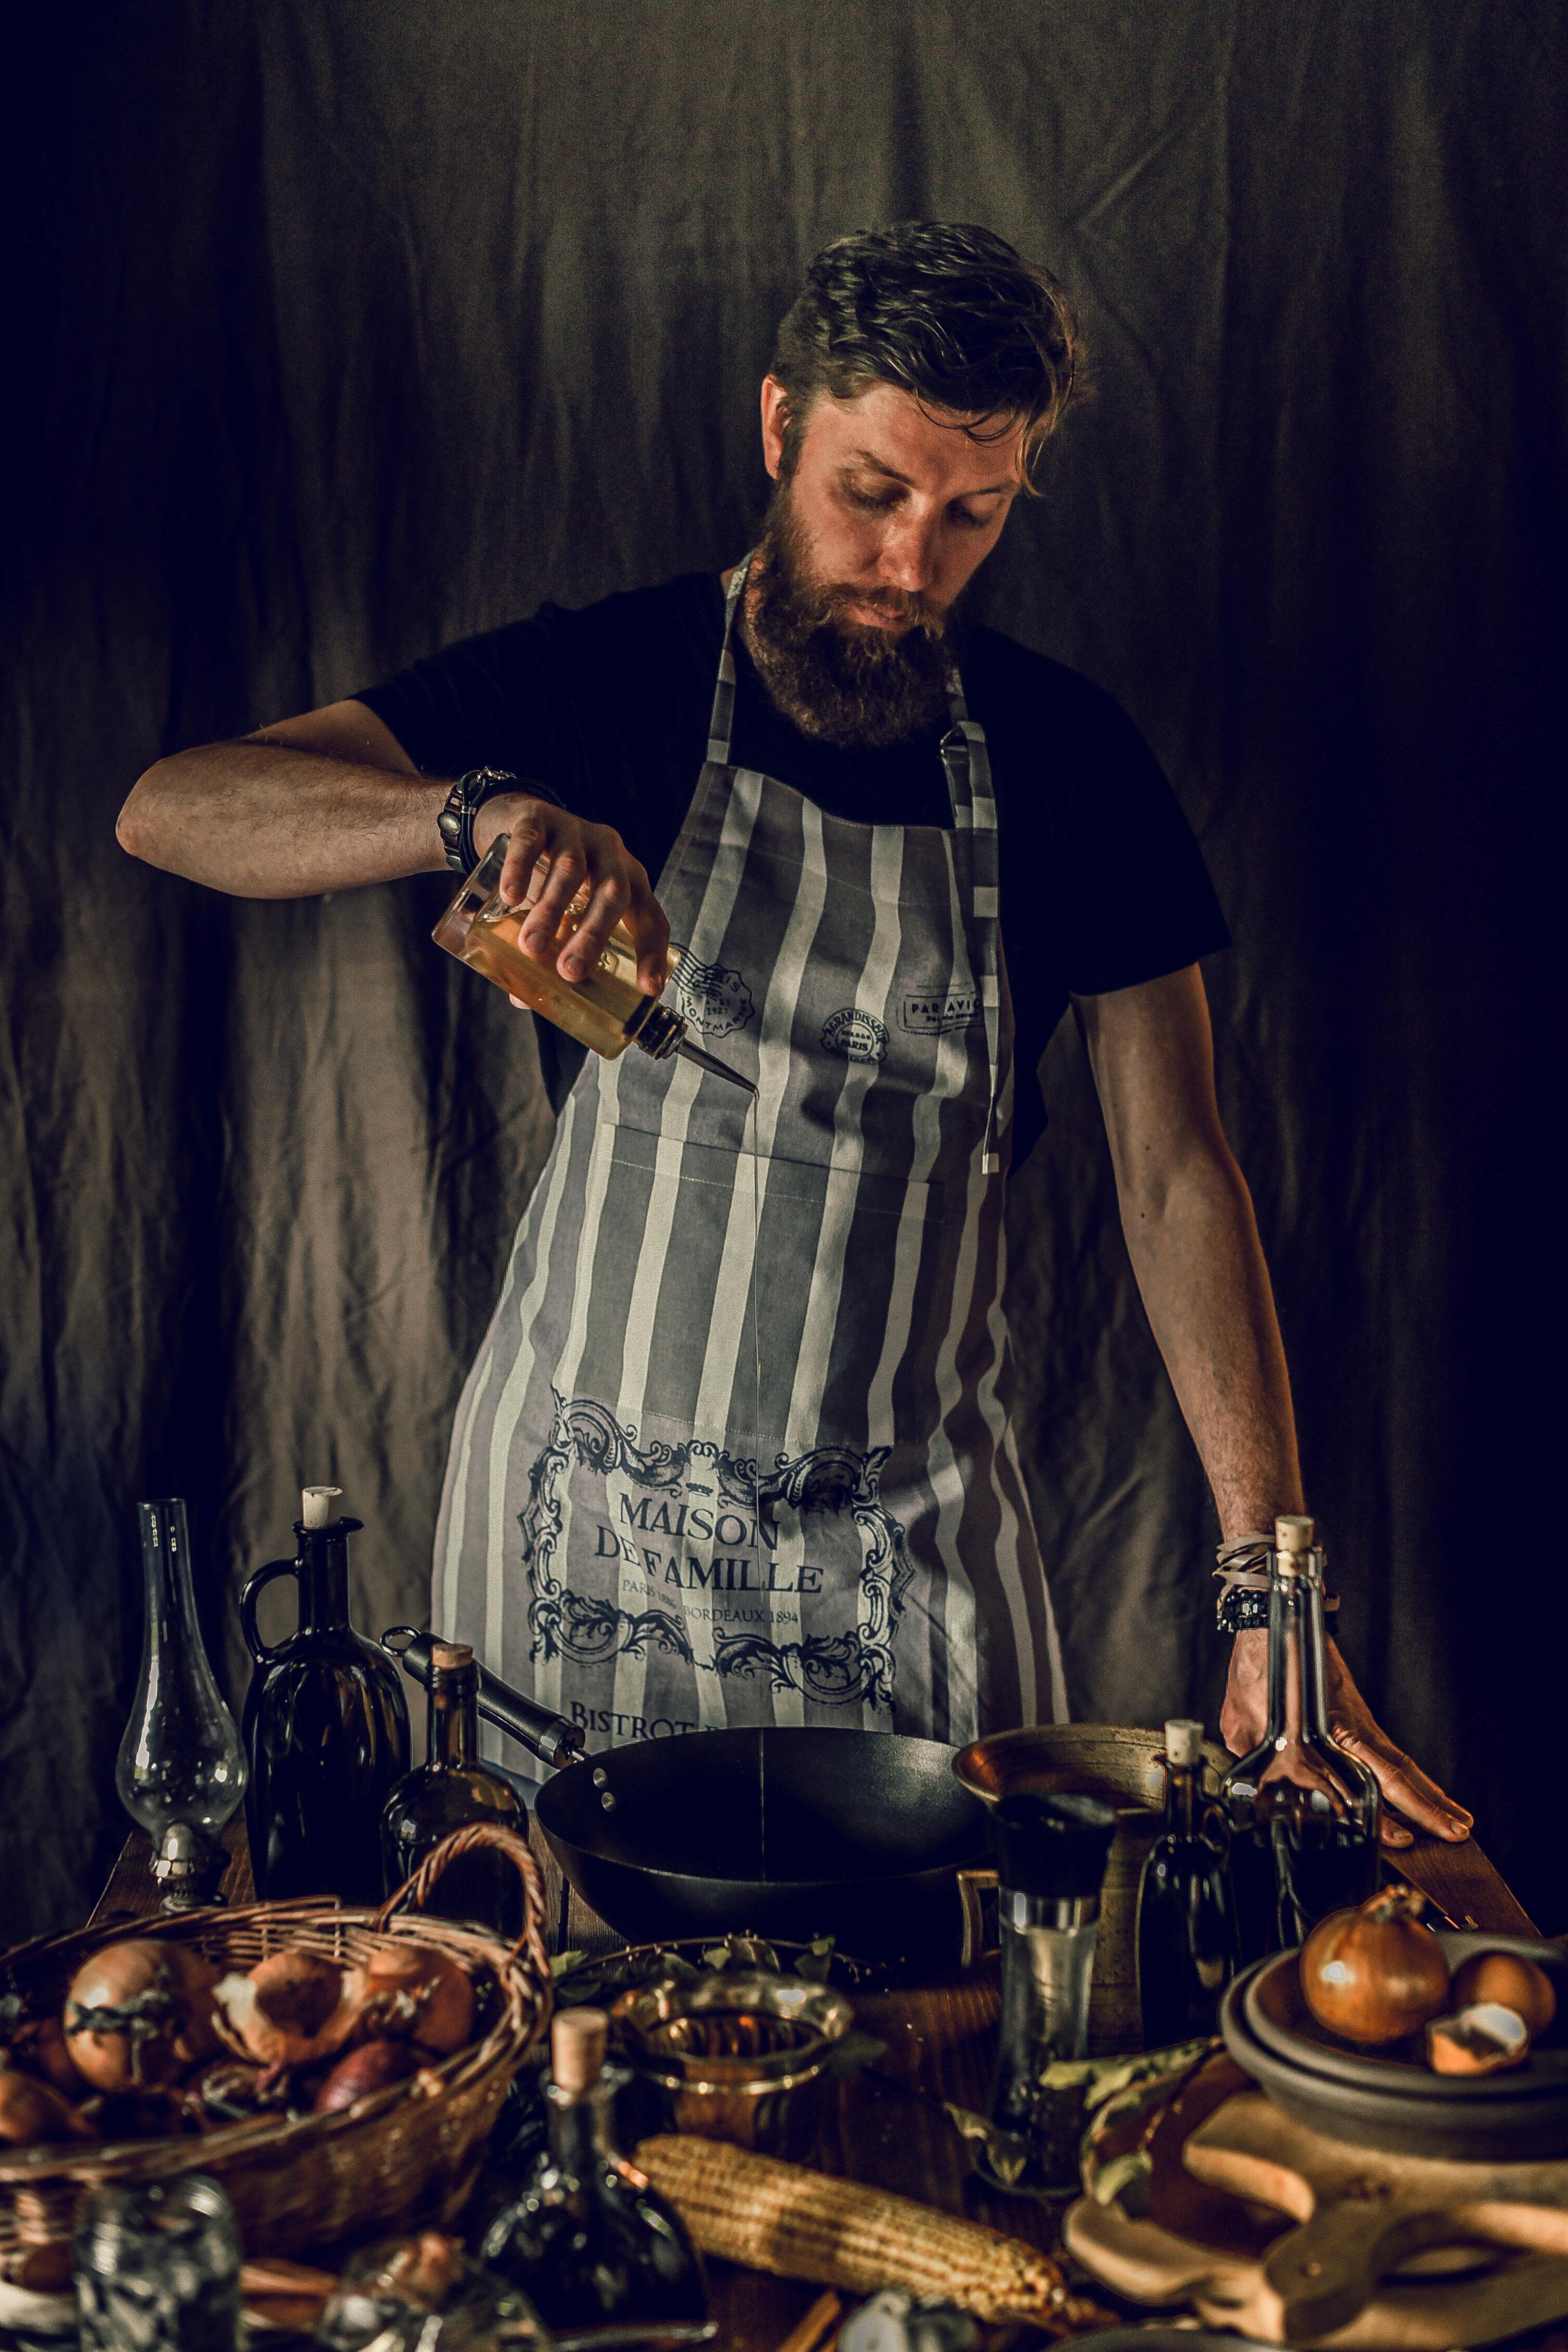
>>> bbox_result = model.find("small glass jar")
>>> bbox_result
[73,2174,242,2352]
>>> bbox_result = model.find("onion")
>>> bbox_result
[1427,2002,1531,2074]
[214,1950,359,2068]
[6,2014,89,2096]
[311,2037,433,2113]
[1450,1952,1557,2036]
[64,1942,222,2091]
[354,1945,474,2056]
[1300,1884,1451,2044]
[0,2067,95,2146]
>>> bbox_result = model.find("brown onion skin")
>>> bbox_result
[8,2015,89,2096]
[1301,1885,1452,2045]
[311,2038,430,2114]
[220,1950,360,2068]
[1450,1953,1557,2036]
[0,2068,96,2146]
[355,1946,474,2056]
[64,1942,222,2092]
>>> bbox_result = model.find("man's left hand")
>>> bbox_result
[1221,1628,1474,1850]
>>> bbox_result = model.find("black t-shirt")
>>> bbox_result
[358,572,1229,1161]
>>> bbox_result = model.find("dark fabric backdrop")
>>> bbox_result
[5,1,1564,1941]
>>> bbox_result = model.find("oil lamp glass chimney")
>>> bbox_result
[115,1499,247,1908]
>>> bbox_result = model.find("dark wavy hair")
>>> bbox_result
[769,222,1079,493]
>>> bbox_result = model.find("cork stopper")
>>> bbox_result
[1164,1719,1205,1769]
[1275,1514,1315,1552]
[302,1485,343,1529]
[551,2007,607,2095]
[430,1641,474,1672]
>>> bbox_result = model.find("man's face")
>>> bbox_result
[744,377,1024,747]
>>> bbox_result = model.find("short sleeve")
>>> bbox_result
[353,620,568,795]
[1054,685,1231,996]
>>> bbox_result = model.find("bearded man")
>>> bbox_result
[118,221,1468,1845]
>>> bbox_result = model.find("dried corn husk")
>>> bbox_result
[634,2133,1089,2326]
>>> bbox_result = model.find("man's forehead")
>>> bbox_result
[800,379,1025,493]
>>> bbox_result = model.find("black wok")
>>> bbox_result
[384,1631,993,1972]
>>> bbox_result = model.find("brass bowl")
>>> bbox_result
[610,1970,854,2153]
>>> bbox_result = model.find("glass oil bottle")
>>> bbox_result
[1223,1514,1379,1955]
[433,834,753,1092]
[240,1485,410,1905]
[380,1640,528,1939]
[481,2008,708,2333]
[1136,1718,1236,2044]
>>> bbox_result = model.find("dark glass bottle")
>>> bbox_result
[241,1486,411,1903]
[1137,1718,1237,2044]
[380,1641,528,1937]
[1223,1515,1380,1956]
[481,2009,708,2333]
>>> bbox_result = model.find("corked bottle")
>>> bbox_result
[379,1641,529,1939]
[1136,1718,1237,2045]
[482,2009,708,2331]
[240,1486,410,1903]
[1222,1514,1380,1953]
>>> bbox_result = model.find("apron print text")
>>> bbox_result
[519,1391,915,1706]
[820,1007,889,1063]
[899,987,981,1034]
[671,943,755,1039]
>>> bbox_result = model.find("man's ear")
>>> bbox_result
[759,375,790,480]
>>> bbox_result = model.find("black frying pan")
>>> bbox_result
[383,1631,992,1971]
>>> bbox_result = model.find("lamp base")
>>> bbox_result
[151,1821,230,1910]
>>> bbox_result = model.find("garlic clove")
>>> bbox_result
[1426,2001,1532,2075]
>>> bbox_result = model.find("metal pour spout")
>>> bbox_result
[676,1037,756,1094]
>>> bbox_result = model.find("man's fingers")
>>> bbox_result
[497,821,543,909]
[1332,1722,1473,1843]
[520,840,588,963]
[559,872,630,983]
[624,867,672,995]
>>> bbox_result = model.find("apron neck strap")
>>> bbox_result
[706,554,754,766]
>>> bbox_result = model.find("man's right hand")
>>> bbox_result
[474,795,671,997]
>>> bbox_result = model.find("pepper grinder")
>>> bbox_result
[974,1790,1117,2197]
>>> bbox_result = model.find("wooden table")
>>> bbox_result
[87,1812,1538,2349]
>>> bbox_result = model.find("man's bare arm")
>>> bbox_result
[115,701,670,987]
[116,701,449,898]
[1078,964,1471,1843]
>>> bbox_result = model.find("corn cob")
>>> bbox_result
[634,2133,1081,2326]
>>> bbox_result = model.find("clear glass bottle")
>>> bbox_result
[116,1501,247,1908]
[240,1486,411,1905]
[74,2173,241,2352]
[433,834,753,1092]
[380,1642,528,1939]
[481,2009,708,2333]
[975,1792,1117,2197]
[1223,1515,1380,1955]
[1136,1718,1237,2044]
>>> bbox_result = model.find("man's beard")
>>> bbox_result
[742,483,964,750]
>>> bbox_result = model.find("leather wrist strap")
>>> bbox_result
[438,768,519,875]
[1214,1528,1340,1636]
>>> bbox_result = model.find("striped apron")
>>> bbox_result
[433,562,1065,1753]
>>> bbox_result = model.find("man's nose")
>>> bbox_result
[875,513,941,596]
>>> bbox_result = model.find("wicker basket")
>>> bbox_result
[0,1823,551,2290]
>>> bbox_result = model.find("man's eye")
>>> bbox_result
[951,505,993,531]
[847,485,900,512]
